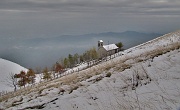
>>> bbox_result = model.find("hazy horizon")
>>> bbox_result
[0,31,162,69]
[0,0,180,69]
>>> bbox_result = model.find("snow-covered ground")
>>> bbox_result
[0,58,28,93]
[0,30,180,110]
[42,48,180,110]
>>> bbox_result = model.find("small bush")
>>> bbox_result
[58,88,65,95]
[95,76,103,82]
[69,86,79,94]
[106,72,111,77]
[85,74,92,79]
[105,67,111,71]
[137,59,143,62]
[38,89,43,94]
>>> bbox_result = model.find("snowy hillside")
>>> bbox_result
[0,58,27,93]
[0,30,180,110]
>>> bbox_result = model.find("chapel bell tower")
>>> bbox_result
[98,40,103,48]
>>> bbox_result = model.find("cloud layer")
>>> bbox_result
[0,0,180,37]
[0,0,180,14]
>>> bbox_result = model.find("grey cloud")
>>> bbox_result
[0,0,180,38]
[0,0,180,15]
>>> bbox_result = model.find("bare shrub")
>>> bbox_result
[106,72,112,77]
[95,76,103,82]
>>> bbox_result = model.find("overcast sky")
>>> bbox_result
[0,0,180,38]
[0,0,180,68]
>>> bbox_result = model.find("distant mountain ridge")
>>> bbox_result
[19,31,162,50]
[55,31,162,38]
[49,31,162,45]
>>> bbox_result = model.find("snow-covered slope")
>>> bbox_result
[0,30,180,110]
[0,58,27,93]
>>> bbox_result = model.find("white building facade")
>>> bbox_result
[97,40,119,59]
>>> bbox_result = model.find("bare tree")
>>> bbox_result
[35,67,42,74]
[51,64,56,79]
[35,67,43,82]
[43,67,51,81]
[7,73,18,91]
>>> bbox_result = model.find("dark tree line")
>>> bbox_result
[59,47,98,68]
